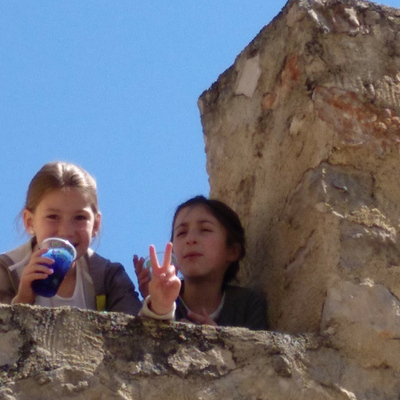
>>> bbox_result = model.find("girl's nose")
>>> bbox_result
[57,220,74,240]
[185,231,198,244]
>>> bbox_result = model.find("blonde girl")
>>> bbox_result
[0,161,179,319]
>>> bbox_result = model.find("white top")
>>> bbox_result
[35,262,89,309]
[34,255,97,310]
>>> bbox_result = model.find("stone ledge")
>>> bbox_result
[0,304,330,400]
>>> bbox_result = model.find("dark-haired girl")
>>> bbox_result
[135,196,268,330]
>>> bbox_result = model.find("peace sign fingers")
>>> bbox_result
[147,242,181,316]
[149,242,174,277]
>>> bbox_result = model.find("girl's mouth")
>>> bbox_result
[184,252,202,259]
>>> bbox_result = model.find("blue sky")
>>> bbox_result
[1,0,399,296]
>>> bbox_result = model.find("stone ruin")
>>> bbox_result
[2,0,400,398]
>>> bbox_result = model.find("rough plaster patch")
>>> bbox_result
[235,54,261,98]
[0,331,23,366]
[322,281,400,337]
[168,347,235,376]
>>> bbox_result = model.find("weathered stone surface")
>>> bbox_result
[0,305,331,400]
[4,304,400,399]
[198,0,400,338]
[322,280,400,369]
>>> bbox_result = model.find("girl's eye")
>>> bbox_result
[46,214,59,220]
[175,231,186,237]
[75,215,89,221]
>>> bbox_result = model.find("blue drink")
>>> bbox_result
[32,238,77,298]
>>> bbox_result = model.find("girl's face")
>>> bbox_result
[23,188,101,259]
[172,205,239,282]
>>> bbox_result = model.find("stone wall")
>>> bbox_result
[1,304,399,400]
[198,0,400,337]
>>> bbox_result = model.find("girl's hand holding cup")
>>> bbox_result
[14,237,76,304]
[15,247,56,304]
[31,238,77,298]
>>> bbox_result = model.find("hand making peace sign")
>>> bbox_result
[147,242,181,316]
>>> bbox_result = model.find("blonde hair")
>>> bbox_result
[24,162,99,214]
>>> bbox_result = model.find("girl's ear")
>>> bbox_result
[23,209,35,235]
[227,243,241,263]
[92,212,102,238]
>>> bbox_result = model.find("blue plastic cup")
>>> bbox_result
[32,237,77,298]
